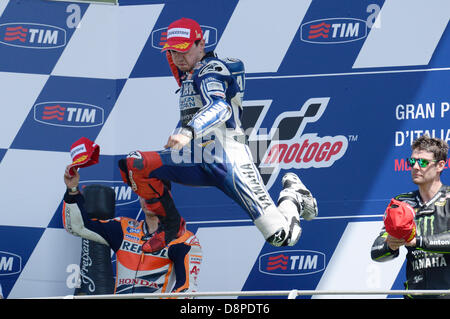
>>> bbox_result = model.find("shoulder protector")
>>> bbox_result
[198,59,230,78]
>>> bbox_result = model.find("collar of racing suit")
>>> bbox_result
[141,219,163,241]
[415,184,449,215]
[174,51,217,93]
[201,50,216,61]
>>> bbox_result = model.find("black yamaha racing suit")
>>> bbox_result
[371,185,450,298]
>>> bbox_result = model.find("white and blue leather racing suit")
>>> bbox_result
[124,51,298,246]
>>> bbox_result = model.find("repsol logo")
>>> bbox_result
[0,23,66,49]
[120,241,168,257]
[151,25,217,50]
[34,102,104,128]
[259,250,326,276]
[0,251,22,276]
[79,181,139,206]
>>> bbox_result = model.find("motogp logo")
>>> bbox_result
[243,97,348,189]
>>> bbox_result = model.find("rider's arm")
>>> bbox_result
[371,229,400,262]
[183,60,232,139]
[168,242,192,293]
[63,191,123,252]
[416,231,450,253]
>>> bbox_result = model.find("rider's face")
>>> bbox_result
[410,149,443,186]
[170,39,205,72]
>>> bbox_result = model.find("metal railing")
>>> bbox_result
[34,289,450,299]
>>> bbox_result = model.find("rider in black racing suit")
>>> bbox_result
[371,185,450,298]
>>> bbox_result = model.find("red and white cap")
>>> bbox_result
[383,198,416,242]
[67,137,100,176]
[161,17,203,53]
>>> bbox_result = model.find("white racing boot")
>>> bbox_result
[260,173,318,247]
[279,172,318,221]
[266,228,290,247]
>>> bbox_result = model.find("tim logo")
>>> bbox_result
[151,25,217,50]
[0,23,66,49]
[300,18,367,44]
[0,251,22,276]
[242,97,349,189]
[33,102,104,128]
[79,181,139,206]
[259,250,325,276]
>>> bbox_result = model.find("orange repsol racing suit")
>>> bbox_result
[371,185,450,298]
[62,190,202,295]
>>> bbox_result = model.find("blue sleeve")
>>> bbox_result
[187,60,232,138]
[167,242,191,292]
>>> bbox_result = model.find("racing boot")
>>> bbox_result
[142,218,186,253]
[278,172,318,221]
[118,151,164,200]
[266,228,290,247]
[266,217,302,247]
[266,173,307,247]
[142,230,166,253]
